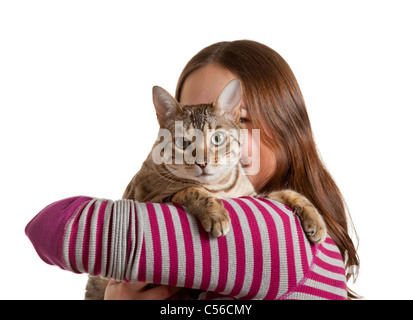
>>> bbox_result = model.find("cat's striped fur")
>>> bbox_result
[84,80,326,299]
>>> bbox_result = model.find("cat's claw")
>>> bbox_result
[302,219,326,244]
[295,206,327,244]
[213,219,231,237]
[199,208,230,237]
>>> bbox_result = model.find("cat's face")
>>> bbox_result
[152,80,243,184]
[164,105,241,184]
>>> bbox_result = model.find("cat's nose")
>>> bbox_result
[196,160,208,168]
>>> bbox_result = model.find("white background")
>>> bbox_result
[1,0,412,300]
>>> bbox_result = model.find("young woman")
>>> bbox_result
[106,40,359,299]
[26,40,359,300]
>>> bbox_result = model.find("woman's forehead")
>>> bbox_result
[180,63,236,105]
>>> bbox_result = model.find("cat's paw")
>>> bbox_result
[264,190,326,244]
[171,188,231,237]
[294,205,326,244]
[198,206,230,237]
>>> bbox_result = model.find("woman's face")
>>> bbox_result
[179,63,277,191]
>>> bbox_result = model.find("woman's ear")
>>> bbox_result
[152,86,183,127]
[213,79,242,117]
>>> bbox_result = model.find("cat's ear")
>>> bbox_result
[213,79,242,117]
[152,86,182,127]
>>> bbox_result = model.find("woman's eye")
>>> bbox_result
[211,132,226,146]
[175,137,191,149]
[240,118,247,123]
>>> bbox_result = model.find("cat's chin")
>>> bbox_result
[165,166,218,183]
[195,173,218,184]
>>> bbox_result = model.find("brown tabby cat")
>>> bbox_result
[84,79,326,299]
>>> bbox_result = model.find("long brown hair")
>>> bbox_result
[175,40,360,299]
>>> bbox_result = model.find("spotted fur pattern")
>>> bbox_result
[84,80,326,299]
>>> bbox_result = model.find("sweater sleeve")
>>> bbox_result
[25,196,348,300]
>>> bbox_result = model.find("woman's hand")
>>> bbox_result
[104,280,183,300]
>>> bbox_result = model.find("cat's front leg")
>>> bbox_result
[172,187,230,237]
[265,190,327,244]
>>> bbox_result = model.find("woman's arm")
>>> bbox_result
[25,196,347,300]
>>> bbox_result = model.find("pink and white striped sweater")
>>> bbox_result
[25,196,347,300]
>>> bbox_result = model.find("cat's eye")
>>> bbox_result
[211,132,226,146]
[175,137,191,149]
